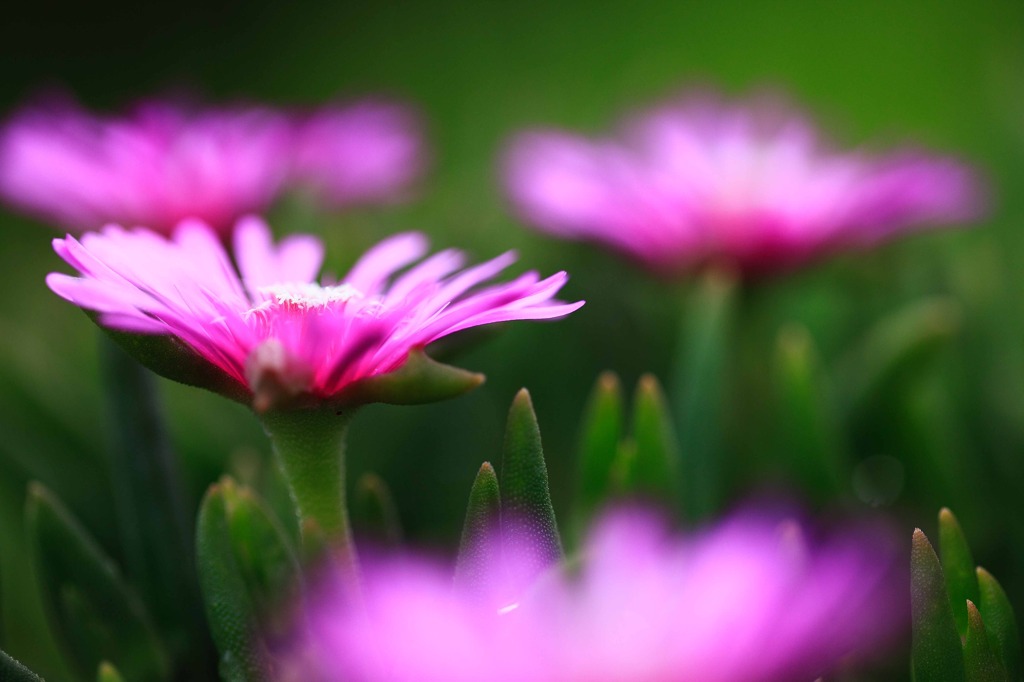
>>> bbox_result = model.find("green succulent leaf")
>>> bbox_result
[977,567,1022,682]
[574,372,624,538]
[964,600,1008,682]
[911,528,966,682]
[25,483,170,682]
[454,462,502,599]
[220,479,304,646]
[195,480,274,682]
[334,348,484,408]
[626,374,679,507]
[938,508,980,638]
[100,338,213,673]
[0,648,45,681]
[773,325,845,501]
[353,473,403,547]
[671,267,736,520]
[499,389,563,585]
[96,662,124,682]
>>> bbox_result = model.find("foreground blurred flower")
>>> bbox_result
[292,101,424,206]
[288,509,902,682]
[0,96,424,233]
[505,93,983,276]
[0,97,293,233]
[48,217,582,565]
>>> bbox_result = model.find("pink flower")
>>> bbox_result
[46,217,583,410]
[288,510,902,682]
[292,101,424,206]
[0,97,293,234]
[505,93,984,276]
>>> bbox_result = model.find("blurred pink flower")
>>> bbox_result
[505,93,984,276]
[0,97,293,233]
[0,96,425,234]
[292,101,424,206]
[46,217,582,409]
[288,510,902,682]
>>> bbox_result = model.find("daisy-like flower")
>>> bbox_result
[47,217,582,557]
[505,92,984,276]
[292,101,424,206]
[46,216,582,411]
[0,97,294,234]
[288,509,902,682]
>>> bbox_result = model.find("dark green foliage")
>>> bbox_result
[0,649,44,681]
[671,268,736,520]
[773,325,845,501]
[353,473,403,547]
[96,662,124,682]
[26,484,169,681]
[911,528,966,682]
[100,338,214,675]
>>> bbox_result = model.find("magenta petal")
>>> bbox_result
[504,91,985,276]
[47,218,582,408]
[289,509,902,682]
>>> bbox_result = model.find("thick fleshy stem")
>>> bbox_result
[670,266,737,521]
[260,407,359,583]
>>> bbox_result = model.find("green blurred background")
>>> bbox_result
[2,0,1024,676]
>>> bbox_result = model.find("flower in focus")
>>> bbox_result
[292,101,424,206]
[0,97,294,234]
[46,217,583,411]
[505,92,984,276]
[288,509,902,682]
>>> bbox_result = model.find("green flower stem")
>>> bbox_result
[670,267,737,521]
[260,407,358,580]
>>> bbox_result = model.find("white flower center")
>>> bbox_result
[258,282,363,308]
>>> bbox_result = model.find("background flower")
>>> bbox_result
[291,509,902,682]
[291,101,424,206]
[0,97,294,233]
[505,93,984,276]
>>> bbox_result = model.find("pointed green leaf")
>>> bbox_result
[911,528,966,682]
[97,662,124,682]
[939,508,980,638]
[500,389,562,586]
[335,348,484,408]
[220,479,303,647]
[977,567,1022,682]
[100,338,214,674]
[0,649,44,681]
[671,267,736,520]
[195,481,273,682]
[353,473,403,547]
[627,374,679,506]
[26,483,170,681]
[964,600,1008,682]
[574,372,624,537]
[773,325,845,501]
[454,463,502,599]
[609,440,636,498]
